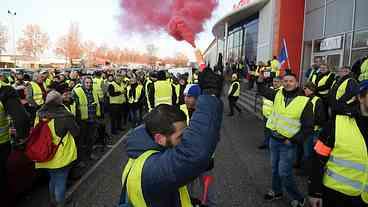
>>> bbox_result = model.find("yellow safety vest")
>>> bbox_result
[93,77,104,100]
[317,73,333,95]
[0,101,9,144]
[335,78,356,104]
[308,70,318,84]
[122,150,192,207]
[180,104,189,125]
[323,115,368,203]
[128,85,143,104]
[271,59,280,74]
[30,81,44,106]
[35,119,77,169]
[266,90,309,138]
[145,80,153,111]
[228,81,240,97]
[310,96,321,131]
[73,87,101,120]
[154,80,173,107]
[359,58,368,82]
[174,83,180,104]
[109,82,125,104]
[262,98,273,119]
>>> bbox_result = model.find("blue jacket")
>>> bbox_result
[120,95,223,207]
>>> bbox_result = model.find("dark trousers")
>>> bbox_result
[77,120,97,161]
[248,75,256,90]
[129,103,141,127]
[109,104,123,133]
[122,103,129,125]
[323,186,367,207]
[0,142,11,204]
[228,96,241,115]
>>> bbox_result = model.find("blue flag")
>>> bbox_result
[278,38,288,66]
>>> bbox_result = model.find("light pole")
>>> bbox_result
[7,10,16,67]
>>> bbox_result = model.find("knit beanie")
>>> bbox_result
[45,90,63,105]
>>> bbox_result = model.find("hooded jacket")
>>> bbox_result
[121,95,223,207]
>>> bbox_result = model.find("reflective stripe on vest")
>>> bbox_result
[30,81,44,106]
[154,80,173,107]
[266,90,309,138]
[262,98,273,118]
[0,102,9,144]
[317,73,333,95]
[74,87,101,120]
[336,78,356,104]
[128,85,143,104]
[323,115,368,203]
[109,82,124,104]
[93,78,104,99]
[122,150,192,207]
[228,81,240,97]
[174,84,180,104]
[359,59,368,82]
[145,80,152,111]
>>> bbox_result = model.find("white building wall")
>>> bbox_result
[256,0,274,63]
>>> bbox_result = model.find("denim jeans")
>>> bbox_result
[48,166,71,203]
[129,107,140,127]
[263,118,271,147]
[269,137,304,202]
[303,131,320,161]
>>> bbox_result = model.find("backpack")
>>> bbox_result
[25,119,61,162]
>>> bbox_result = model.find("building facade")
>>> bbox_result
[204,0,368,79]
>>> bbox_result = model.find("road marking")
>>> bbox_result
[66,132,130,199]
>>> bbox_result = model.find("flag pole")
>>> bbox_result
[283,38,291,70]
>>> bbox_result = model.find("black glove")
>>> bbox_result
[198,67,223,97]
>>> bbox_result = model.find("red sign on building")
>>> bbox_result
[233,0,252,10]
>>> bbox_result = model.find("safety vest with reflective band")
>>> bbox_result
[322,115,368,203]
[154,80,173,107]
[310,96,321,131]
[317,73,333,95]
[109,81,125,104]
[271,59,280,74]
[228,81,240,97]
[308,70,318,84]
[121,150,192,207]
[335,78,356,104]
[128,85,143,104]
[35,118,77,169]
[359,58,368,82]
[262,98,273,119]
[266,90,309,138]
[145,80,153,111]
[93,78,104,100]
[0,101,9,144]
[73,87,101,120]
[30,81,45,106]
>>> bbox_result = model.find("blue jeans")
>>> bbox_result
[48,166,71,203]
[270,138,304,202]
[129,106,141,127]
[263,118,271,147]
[303,131,320,161]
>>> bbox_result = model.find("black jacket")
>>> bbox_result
[328,75,359,115]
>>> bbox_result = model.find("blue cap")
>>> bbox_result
[184,84,201,97]
[359,80,368,95]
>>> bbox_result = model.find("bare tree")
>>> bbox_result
[17,24,49,57]
[0,22,8,55]
[54,23,82,64]
[146,44,158,66]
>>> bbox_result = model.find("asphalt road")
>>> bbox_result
[16,94,308,207]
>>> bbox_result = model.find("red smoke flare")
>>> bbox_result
[119,0,218,48]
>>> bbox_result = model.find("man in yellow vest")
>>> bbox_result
[309,80,368,207]
[26,73,47,123]
[0,72,30,206]
[307,63,319,84]
[258,73,314,207]
[258,77,281,150]
[147,71,177,109]
[72,76,101,162]
[106,74,125,135]
[271,56,281,78]
[118,68,223,207]
[127,78,143,127]
[328,66,359,117]
[227,74,241,116]
[358,56,368,82]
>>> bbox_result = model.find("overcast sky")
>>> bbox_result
[1,0,238,60]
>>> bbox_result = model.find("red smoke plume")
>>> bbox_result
[119,0,218,48]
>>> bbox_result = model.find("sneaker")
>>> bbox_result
[290,199,305,207]
[264,190,283,201]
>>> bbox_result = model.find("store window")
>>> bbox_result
[351,49,368,64]
[353,30,368,49]
[343,32,352,66]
